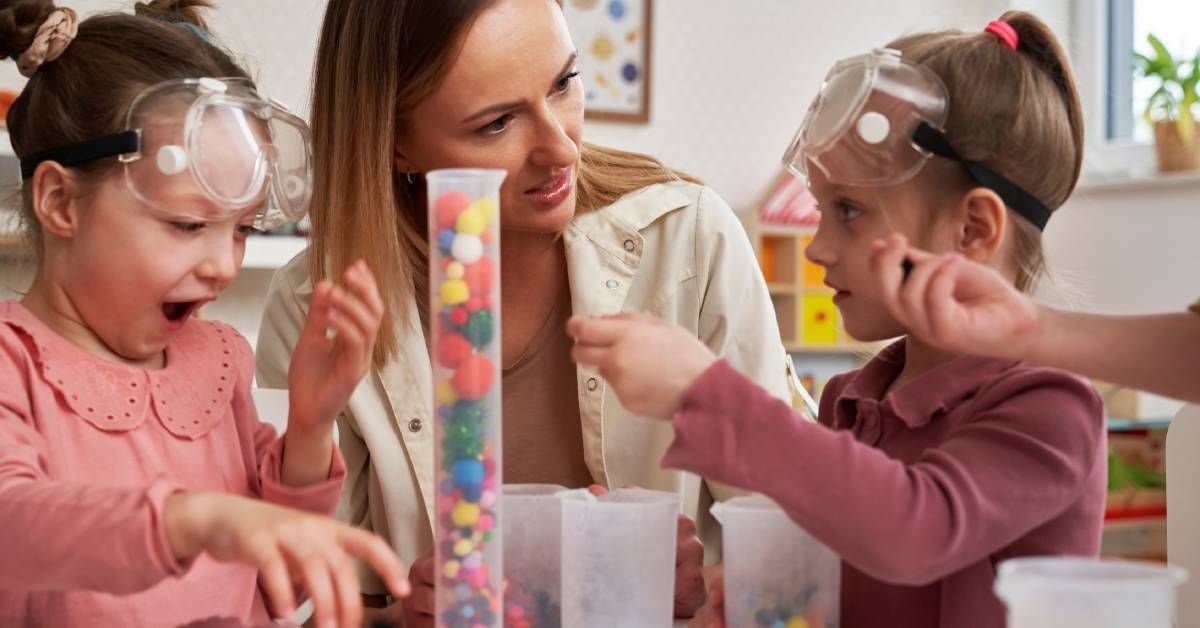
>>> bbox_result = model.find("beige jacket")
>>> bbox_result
[255,181,792,593]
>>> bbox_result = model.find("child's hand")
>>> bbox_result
[567,314,717,420]
[164,491,409,628]
[869,234,1042,360]
[287,260,384,433]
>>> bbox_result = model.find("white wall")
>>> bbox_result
[0,0,327,114]
[1042,178,1200,315]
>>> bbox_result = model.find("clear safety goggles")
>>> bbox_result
[20,77,313,230]
[783,48,1051,230]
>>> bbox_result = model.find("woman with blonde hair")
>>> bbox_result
[255,0,791,623]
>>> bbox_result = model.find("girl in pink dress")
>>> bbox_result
[0,2,407,627]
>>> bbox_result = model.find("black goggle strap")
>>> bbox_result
[912,121,1052,232]
[19,131,141,180]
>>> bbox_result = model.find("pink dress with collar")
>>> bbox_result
[0,301,345,628]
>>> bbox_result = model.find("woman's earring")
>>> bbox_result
[407,172,417,185]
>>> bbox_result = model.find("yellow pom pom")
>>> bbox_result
[453,539,474,558]
[436,379,458,405]
[442,560,461,579]
[785,618,809,628]
[470,197,497,222]
[440,279,469,305]
[452,502,481,527]
[456,209,487,236]
[447,262,466,280]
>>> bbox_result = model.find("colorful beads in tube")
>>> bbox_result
[427,168,507,628]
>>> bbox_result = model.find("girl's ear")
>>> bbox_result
[952,187,1008,263]
[31,162,82,240]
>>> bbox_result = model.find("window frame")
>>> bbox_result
[1071,0,1155,180]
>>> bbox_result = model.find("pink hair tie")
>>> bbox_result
[985,20,1018,51]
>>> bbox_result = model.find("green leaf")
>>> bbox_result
[1148,33,1179,80]
[1145,86,1177,124]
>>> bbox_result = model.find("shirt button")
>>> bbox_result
[605,279,619,290]
[407,418,424,433]
[586,377,599,391]
[623,239,636,252]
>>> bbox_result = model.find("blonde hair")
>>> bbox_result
[890,11,1084,292]
[309,0,697,366]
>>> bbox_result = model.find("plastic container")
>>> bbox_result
[428,168,507,628]
[502,484,568,628]
[559,488,680,628]
[994,557,1187,628]
[713,496,840,628]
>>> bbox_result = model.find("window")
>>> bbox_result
[1105,0,1200,144]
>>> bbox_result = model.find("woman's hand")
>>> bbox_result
[688,570,726,627]
[567,314,717,420]
[164,491,409,628]
[868,234,1042,360]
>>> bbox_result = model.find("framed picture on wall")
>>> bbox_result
[562,0,652,123]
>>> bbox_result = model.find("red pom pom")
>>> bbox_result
[464,257,495,296]
[450,307,469,326]
[452,354,495,400]
[434,191,471,230]
[466,297,483,312]
[436,332,473,369]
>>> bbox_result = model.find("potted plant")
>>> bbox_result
[1135,34,1200,172]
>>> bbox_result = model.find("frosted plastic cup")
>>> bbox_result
[502,484,568,628]
[427,168,507,628]
[712,496,840,628]
[995,557,1187,628]
[559,488,680,627]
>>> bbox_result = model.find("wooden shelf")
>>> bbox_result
[786,342,876,355]
[767,283,797,295]
[758,223,809,237]
[242,235,307,270]
[1107,417,1172,432]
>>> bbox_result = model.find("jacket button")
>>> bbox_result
[407,418,424,433]
[605,279,619,290]
[623,239,636,252]
[586,378,599,391]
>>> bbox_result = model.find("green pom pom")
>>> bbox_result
[441,400,487,468]
[464,309,495,348]
[450,399,486,425]
[442,421,485,463]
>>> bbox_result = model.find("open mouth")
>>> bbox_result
[162,301,200,324]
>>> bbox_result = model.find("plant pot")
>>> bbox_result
[1153,119,1200,172]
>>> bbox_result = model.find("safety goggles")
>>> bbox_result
[783,48,1051,230]
[20,77,313,230]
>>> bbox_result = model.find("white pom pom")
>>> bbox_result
[451,234,484,264]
